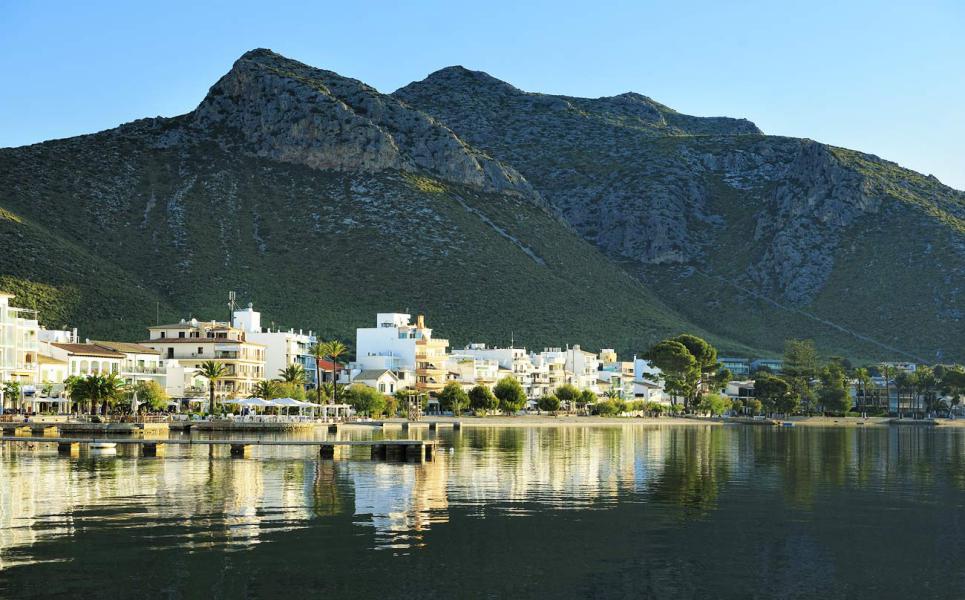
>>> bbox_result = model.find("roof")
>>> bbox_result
[38,354,67,365]
[312,359,341,371]
[354,369,399,381]
[140,339,265,347]
[149,322,200,329]
[50,343,125,358]
[92,341,161,355]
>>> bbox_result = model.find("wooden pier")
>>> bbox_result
[0,436,437,462]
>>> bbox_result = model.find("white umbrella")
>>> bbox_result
[272,398,302,407]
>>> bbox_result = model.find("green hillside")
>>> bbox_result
[0,136,752,356]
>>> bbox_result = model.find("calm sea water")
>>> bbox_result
[2,424,964,599]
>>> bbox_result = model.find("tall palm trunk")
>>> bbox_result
[317,358,323,405]
[209,381,216,415]
[331,363,338,404]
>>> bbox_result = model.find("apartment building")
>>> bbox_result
[143,319,265,400]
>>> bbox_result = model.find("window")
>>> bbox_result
[160,332,166,339]
[178,331,185,338]
[198,347,203,355]
[167,348,174,359]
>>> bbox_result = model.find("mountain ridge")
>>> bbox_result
[1,49,962,361]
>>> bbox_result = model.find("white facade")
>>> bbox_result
[245,329,315,381]
[0,293,40,395]
[633,358,667,403]
[563,345,601,392]
[356,313,420,371]
[162,360,208,399]
[41,343,124,378]
[445,353,499,389]
[355,313,449,393]
[92,341,165,388]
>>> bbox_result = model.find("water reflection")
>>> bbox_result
[3,426,965,574]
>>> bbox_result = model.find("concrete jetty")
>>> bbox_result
[1,436,437,462]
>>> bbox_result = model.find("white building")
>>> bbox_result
[41,343,124,378]
[563,345,602,392]
[92,341,165,388]
[232,304,316,383]
[445,353,500,390]
[633,358,667,404]
[351,369,401,394]
[460,344,546,397]
[354,313,448,393]
[0,292,40,396]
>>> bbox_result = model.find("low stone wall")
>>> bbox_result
[191,421,317,432]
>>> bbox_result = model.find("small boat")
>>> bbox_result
[781,422,795,428]
[89,442,117,450]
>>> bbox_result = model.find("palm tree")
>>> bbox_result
[854,368,871,411]
[308,343,327,406]
[321,340,348,404]
[96,373,127,416]
[198,360,228,415]
[279,364,307,386]
[253,379,280,400]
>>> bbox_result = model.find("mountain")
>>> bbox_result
[1,50,962,362]
[394,67,965,362]
[0,49,741,357]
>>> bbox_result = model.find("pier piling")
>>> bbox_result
[229,444,251,458]
[141,443,165,457]
[57,442,80,456]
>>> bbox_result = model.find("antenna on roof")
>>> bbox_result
[228,291,237,324]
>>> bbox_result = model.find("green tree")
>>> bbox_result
[853,367,872,410]
[939,367,965,409]
[783,339,819,412]
[279,363,307,386]
[308,342,329,406]
[578,389,597,413]
[646,340,697,411]
[755,373,795,416]
[198,360,227,415]
[555,383,580,410]
[469,385,499,413]
[438,382,470,416]
[538,394,561,413]
[747,399,763,416]
[819,363,850,415]
[894,370,914,417]
[130,380,168,412]
[493,377,527,414]
[72,373,126,416]
[2,381,22,412]
[276,381,307,401]
[698,392,733,417]
[343,384,386,417]
[319,340,348,404]
[673,334,720,407]
[253,379,282,400]
[913,366,938,414]
[594,399,627,416]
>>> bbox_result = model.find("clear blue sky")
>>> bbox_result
[2,0,962,189]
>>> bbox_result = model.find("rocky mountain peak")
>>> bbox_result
[190,49,533,196]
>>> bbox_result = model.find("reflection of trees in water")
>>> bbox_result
[311,461,345,517]
[648,426,732,515]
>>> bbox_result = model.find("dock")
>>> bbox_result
[0,436,437,462]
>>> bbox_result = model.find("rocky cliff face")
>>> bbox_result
[1,51,962,361]
[395,66,965,360]
[185,50,533,197]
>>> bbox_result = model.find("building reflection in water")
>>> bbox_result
[3,425,965,564]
